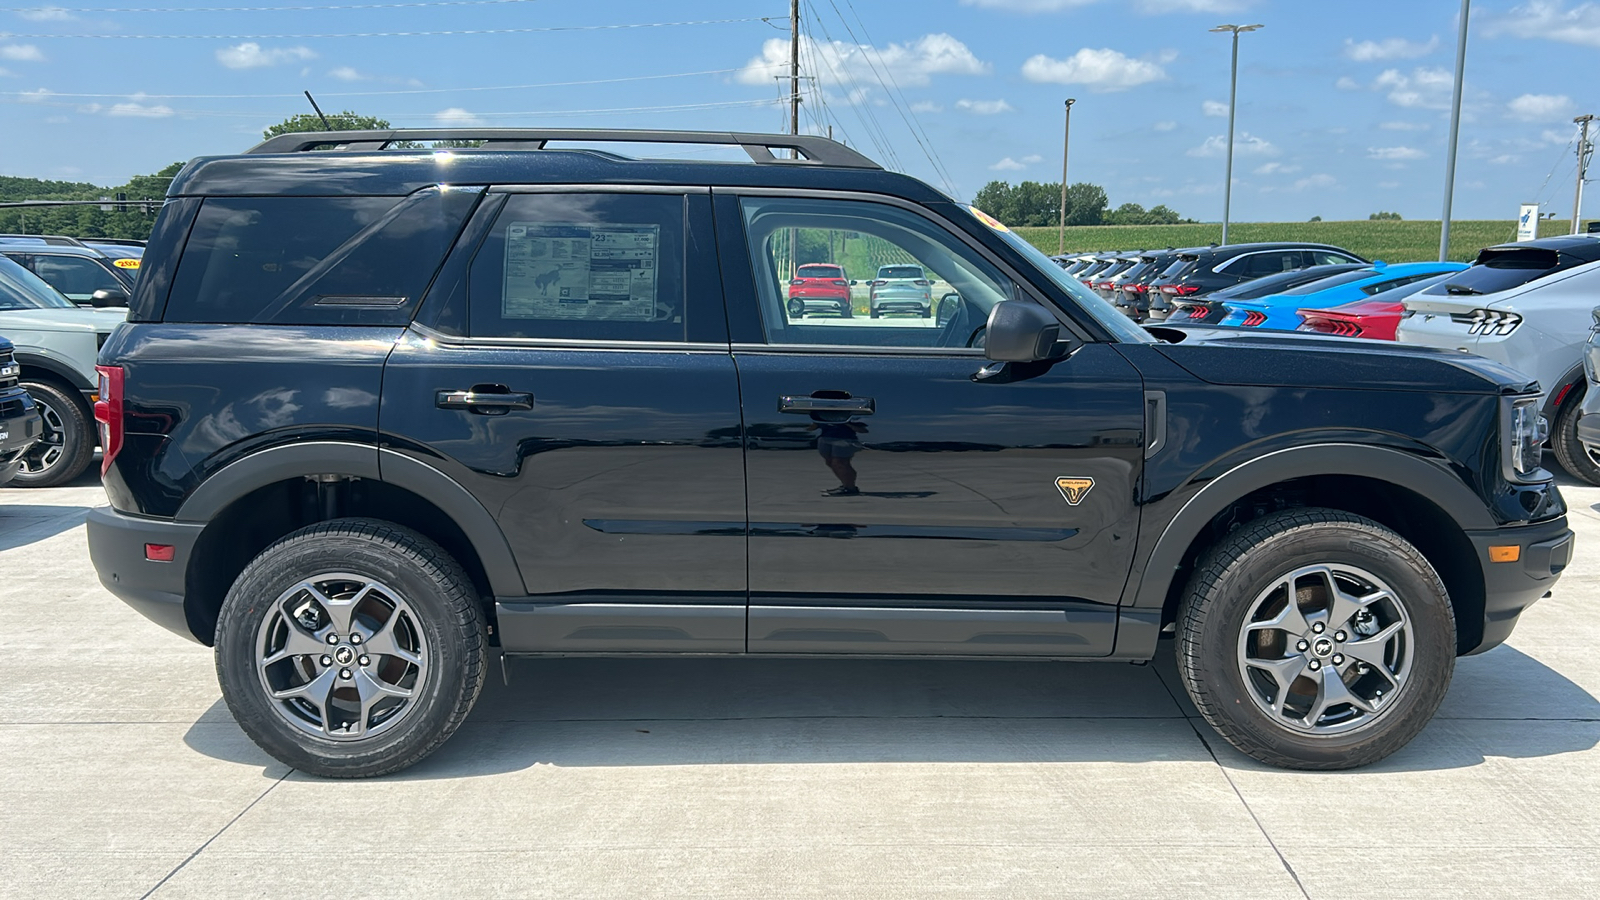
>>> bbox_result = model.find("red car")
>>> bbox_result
[1296,298,1404,340]
[786,264,853,318]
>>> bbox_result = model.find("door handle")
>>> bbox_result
[778,395,875,415]
[436,387,535,412]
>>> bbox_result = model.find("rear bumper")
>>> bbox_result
[86,505,205,643]
[1463,516,1573,655]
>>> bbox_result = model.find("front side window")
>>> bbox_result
[1240,251,1304,278]
[739,196,1012,350]
[467,192,686,342]
[31,256,122,301]
[0,256,74,310]
[1310,251,1357,266]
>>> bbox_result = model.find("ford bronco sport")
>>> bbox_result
[87,129,1573,777]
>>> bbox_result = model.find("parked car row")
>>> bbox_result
[0,237,136,487]
[1057,232,1600,488]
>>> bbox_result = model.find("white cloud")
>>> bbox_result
[1021,48,1167,92]
[1374,66,1455,109]
[107,101,175,118]
[1342,36,1439,61]
[19,88,51,102]
[956,98,1014,114]
[1202,99,1229,117]
[1484,1,1600,47]
[1154,120,1177,131]
[990,157,1028,170]
[1335,76,1361,90]
[435,107,484,126]
[1187,132,1277,158]
[1368,145,1426,160]
[1490,154,1522,164]
[1379,120,1430,131]
[0,45,46,62]
[1507,92,1574,121]
[17,7,74,20]
[329,66,367,82]
[1378,180,1402,189]
[737,33,987,99]
[215,42,317,70]
[1293,173,1338,191]
[1254,161,1301,175]
[959,0,1097,9]
[910,100,943,113]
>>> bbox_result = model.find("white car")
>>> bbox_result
[868,264,933,317]
[1397,235,1600,482]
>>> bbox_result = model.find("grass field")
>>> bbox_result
[1011,219,1582,264]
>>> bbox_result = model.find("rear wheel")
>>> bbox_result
[13,380,94,488]
[787,299,804,319]
[840,300,853,318]
[214,519,486,778]
[1551,391,1600,485]
[1177,508,1455,769]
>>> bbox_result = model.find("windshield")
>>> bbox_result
[0,255,76,311]
[962,206,1155,344]
[796,265,842,278]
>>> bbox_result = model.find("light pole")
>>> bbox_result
[1211,23,1262,246]
[1439,0,1470,259]
[1058,98,1076,256]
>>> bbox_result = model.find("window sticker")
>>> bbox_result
[502,222,660,320]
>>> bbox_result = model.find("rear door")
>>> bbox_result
[715,191,1144,657]
[383,188,747,653]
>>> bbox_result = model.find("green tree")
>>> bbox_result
[262,111,391,140]
[1369,211,1402,220]
[1063,182,1107,226]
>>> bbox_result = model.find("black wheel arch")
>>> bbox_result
[176,441,522,644]
[14,352,95,395]
[1125,443,1494,656]
[1542,362,1586,421]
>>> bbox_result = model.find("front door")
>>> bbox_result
[716,193,1145,657]
[382,189,747,653]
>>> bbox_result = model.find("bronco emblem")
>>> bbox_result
[1055,476,1095,506]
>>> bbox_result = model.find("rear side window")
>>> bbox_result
[1235,251,1304,278]
[1161,257,1195,277]
[466,192,686,342]
[164,187,477,325]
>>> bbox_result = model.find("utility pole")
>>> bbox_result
[1211,24,1263,246]
[1573,114,1594,234]
[790,0,801,138]
[1057,98,1076,256]
[1439,0,1470,260]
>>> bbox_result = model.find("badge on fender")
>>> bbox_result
[1055,476,1095,506]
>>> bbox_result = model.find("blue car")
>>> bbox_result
[1219,261,1469,330]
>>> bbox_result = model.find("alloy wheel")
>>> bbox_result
[19,396,65,475]
[1236,563,1414,735]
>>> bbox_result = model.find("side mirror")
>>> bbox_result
[984,301,1078,362]
[849,280,858,285]
[91,288,129,308]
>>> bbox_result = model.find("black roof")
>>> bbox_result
[0,244,117,261]
[1177,241,1357,259]
[1481,234,1600,264]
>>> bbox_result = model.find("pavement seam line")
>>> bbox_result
[137,768,294,899]
[1152,663,1314,900]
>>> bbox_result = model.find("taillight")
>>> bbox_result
[789,278,804,286]
[831,279,849,287]
[913,279,929,286]
[94,364,124,476]
[1302,316,1363,337]
[1170,285,1200,295]
[1186,305,1210,320]
[1241,310,1267,327]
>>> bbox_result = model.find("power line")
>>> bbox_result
[4,16,779,39]
[2,94,781,120]
[0,67,747,100]
[799,3,900,170]
[17,0,541,11]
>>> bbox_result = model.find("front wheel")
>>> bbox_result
[13,381,95,488]
[1551,393,1600,485]
[1177,508,1455,769]
[214,519,486,778]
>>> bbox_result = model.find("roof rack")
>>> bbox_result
[245,128,882,169]
[0,233,88,247]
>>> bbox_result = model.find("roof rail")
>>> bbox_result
[0,233,87,247]
[244,128,882,169]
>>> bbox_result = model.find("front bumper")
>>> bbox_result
[0,392,43,486]
[86,505,206,643]
[1463,516,1573,654]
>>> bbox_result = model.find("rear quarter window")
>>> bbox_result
[163,187,478,325]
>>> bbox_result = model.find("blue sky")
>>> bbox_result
[2,0,1598,221]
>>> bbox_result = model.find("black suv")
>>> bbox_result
[88,129,1572,778]
[0,336,43,485]
[1148,242,1367,323]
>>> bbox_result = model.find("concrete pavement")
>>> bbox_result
[1,467,1596,898]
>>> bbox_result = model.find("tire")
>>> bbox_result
[869,308,880,318]
[1177,508,1455,770]
[13,380,94,488]
[921,303,931,318]
[840,302,853,318]
[1551,391,1600,485]
[787,300,804,319]
[214,518,487,778]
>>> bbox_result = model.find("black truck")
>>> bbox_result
[87,129,1573,777]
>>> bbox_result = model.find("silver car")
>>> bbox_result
[0,256,125,486]
[868,264,933,318]
[1397,235,1600,484]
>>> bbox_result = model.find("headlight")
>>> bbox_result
[1503,396,1549,483]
